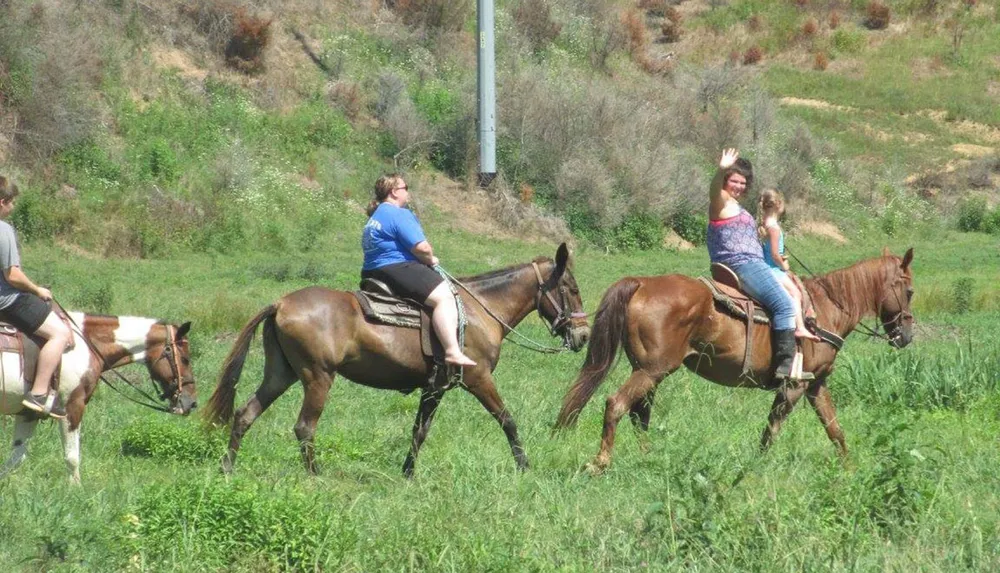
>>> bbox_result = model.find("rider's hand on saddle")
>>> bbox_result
[429,255,440,267]
[36,286,53,301]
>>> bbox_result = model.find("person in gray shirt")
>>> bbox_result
[0,176,73,418]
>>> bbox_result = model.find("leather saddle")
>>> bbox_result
[0,306,76,392]
[352,278,463,390]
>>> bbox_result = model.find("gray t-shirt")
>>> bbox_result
[0,220,22,310]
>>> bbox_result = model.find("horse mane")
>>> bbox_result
[458,257,554,294]
[805,255,900,322]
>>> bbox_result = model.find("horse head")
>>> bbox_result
[144,321,197,414]
[878,247,914,348]
[536,243,590,351]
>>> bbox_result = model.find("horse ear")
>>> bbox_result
[881,246,891,257]
[553,243,569,281]
[176,321,192,339]
[901,247,913,270]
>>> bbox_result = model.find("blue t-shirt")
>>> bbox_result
[762,222,785,270]
[361,203,427,271]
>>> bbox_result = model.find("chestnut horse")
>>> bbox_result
[555,248,914,473]
[0,314,195,483]
[205,244,590,477]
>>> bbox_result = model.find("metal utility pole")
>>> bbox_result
[477,0,496,187]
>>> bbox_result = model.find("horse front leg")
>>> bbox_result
[805,381,847,457]
[58,418,83,485]
[466,373,528,471]
[759,384,807,452]
[0,416,38,481]
[402,388,444,479]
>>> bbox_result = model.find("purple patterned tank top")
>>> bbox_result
[706,208,764,267]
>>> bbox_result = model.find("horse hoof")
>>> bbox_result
[583,461,607,476]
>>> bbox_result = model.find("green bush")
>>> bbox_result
[608,212,664,252]
[952,277,973,314]
[671,211,708,247]
[956,197,987,232]
[123,479,355,570]
[831,28,866,55]
[120,420,223,463]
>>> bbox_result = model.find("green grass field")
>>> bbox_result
[1,228,999,571]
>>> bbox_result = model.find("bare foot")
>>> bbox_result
[795,328,822,342]
[444,352,477,367]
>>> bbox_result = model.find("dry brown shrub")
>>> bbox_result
[224,8,272,74]
[391,0,472,33]
[742,46,764,65]
[814,51,829,70]
[638,0,669,16]
[660,21,683,43]
[665,6,683,24]
[327,80,366,121]
[792,0,808,8]
[514,0,562,52]
[863,1,891,30]
[747,14,763,32]
[623,9,647,54]
[637,52,675,75]
[519,183,535,203]
[829,11,841,29]
[802,18,818,38]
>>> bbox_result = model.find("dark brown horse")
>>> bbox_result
[205,244,590,476]
[555,248,914,473]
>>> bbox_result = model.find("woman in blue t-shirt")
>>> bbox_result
[361,175,476,367]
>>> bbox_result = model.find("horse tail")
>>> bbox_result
[203,304,278,427]
[554,278,641,429]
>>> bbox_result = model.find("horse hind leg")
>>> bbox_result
[223,340,298,474]
[0,417,38,481]
[402,388,444,479]
[293,369,335,475]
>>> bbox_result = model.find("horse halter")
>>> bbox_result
[154,324,188,402]
[531,262,586,343]
[877,280,914,347]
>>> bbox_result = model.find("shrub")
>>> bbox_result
[742,45,764,65]
[832,28,866,53]
[608,212,665,251]
[952,277,974,314]
[514,0,562,52]
[661,9,683,42]
[224,9,272,74]
[671,211,708,246]
[639,0,670,17]
[747,14,763,32]
[120,420,223,463]
[956,197,987,231]
[624,9,648,54]
[391,0,472,32]
[864,1,891,30]
[814,51,829,70]
[829,11,841,29]
[802,17,818,38]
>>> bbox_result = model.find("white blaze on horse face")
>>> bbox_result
[113,317,159,363]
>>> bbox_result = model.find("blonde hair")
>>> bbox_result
[757,188,785,237]
[366,174,404,217]
[0,175,20,202]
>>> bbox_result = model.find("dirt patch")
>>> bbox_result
[795,221,846,244]
[663,229,695,251]
[951,143,995,158]
[412,175,571,245]
[779,97,855,113]
[151,48,209,81]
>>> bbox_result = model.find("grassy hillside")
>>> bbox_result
[2,0,999,255]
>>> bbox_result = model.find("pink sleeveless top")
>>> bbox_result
[706,209,764,267]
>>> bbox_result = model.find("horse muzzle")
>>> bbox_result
[567,325,591,352]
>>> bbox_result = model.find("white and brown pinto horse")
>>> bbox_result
[0,314,195,484]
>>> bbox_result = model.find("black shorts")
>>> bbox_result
[0,293,51,333]
[362,261,444,303]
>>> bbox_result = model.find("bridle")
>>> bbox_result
[876,281,914,347]
[531,262,588,343]
[153,324,190,403]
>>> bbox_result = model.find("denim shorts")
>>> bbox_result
[731,259,795,331]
